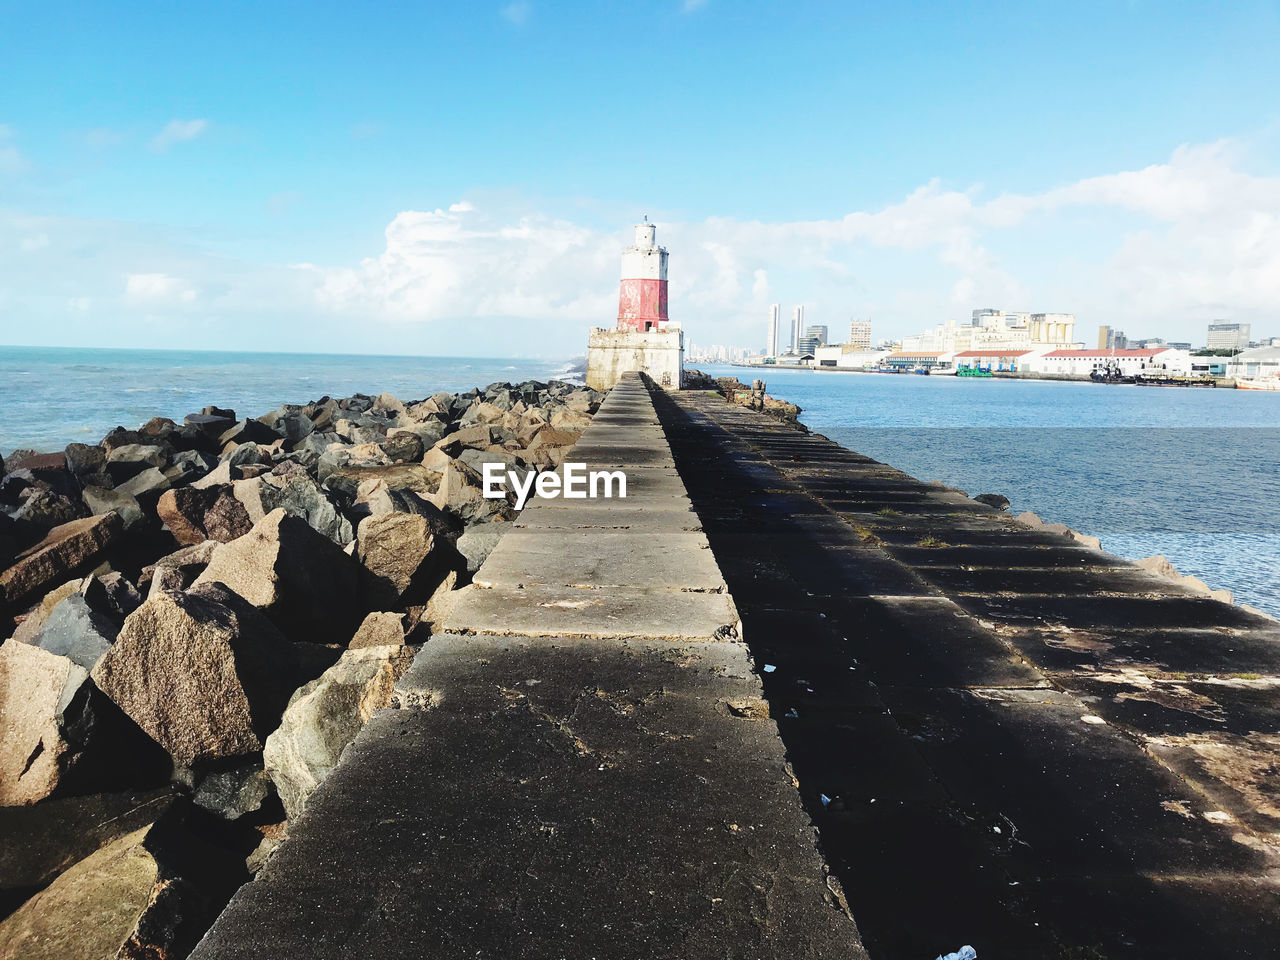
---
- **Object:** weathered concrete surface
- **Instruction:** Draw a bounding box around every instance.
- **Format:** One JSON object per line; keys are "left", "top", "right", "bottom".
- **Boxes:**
{"left": 192, "top": 638, "right": 863, "bottom": 959}
{"left": 443, "top": 582, "right": 740, "bottom": 640}
{"left": 472, "top": 530, "right": 725, "bottom": 591}
{"left": 653, "top": 386, "right": 1280, "bottom": 959}
{"left": 189, "top": 373, "right": 862, "bottom": 959}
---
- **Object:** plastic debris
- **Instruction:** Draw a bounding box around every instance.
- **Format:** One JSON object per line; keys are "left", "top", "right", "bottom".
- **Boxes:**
{"left": 763, "top": 664, "right": 776, "bottom": 673}
{"left": 819, "top": 793, "right": 832, "bottom": 807}
{"left": 936, "top": 947, "right": 977, "bottom": 960}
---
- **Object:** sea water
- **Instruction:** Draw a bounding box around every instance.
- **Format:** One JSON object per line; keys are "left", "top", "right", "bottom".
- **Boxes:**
{"left": 697, "top": 364, "right": 1280, "bottom": 616}
{"left": 0, "top": 346, "right": 579, "bottom": 454}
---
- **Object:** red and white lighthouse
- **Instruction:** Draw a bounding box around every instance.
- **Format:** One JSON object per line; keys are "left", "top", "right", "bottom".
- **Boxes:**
{"left": 586, "top": 217, "right": 683, "bottom": 391}
{"left": 616, "top": 218, "right": 669, "bottom": 332}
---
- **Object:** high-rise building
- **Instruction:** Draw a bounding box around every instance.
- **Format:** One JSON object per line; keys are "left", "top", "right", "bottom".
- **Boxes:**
{"left": 791, "top": 306, "right": 804, "bottom": 353}
{"left": 848, "top": 319, "right": 872, "bottom": 349}
{"left": 798, "top": 324, "right": 827, "bottom": 356}
{"left": 1207, "top": 321, "right": 1250, "bottom": 352}
{"left": 766, "top": 304, "right": 780, "bottom": 356}
{"left": 1098, "top": 325, "right": 1127, "bottom": 350}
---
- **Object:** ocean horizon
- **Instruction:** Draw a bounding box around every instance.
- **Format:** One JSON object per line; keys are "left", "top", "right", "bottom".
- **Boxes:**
{"left": 0, "top": 344, "right": 584, "bottom": 456}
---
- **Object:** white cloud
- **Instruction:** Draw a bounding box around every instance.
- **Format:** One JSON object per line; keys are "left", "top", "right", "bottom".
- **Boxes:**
{"left": 150, "top": 119, "right": 208, "bottom": 152}
{"left": 300, "top": 141, "right": 1280, "bottom": 348}
{"left": 500, "top": 2, "right": 530, "bottom": 25}
{"left": 20, "top": 233, "right": 49, "bottom": 251}
{"left": 682, "top": 0, "right": 708, "bottom": 11}
{"left": 125, "top": 272, "right": 197, "bottom": 302}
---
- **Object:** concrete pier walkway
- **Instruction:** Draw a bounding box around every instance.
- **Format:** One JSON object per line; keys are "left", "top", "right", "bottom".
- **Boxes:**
{"left": 651, "top": 386, "right": 1280, "bottom": 959}
{"left": 190, "top": 374, "right": 866, "bottom": 959}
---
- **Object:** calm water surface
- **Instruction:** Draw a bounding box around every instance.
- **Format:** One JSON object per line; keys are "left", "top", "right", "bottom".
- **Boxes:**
{"left": 0, "top": 346, "right": 577, "bottom": 454}
{"left": 698, "top": 364, "right": 1280, "bottom": 616}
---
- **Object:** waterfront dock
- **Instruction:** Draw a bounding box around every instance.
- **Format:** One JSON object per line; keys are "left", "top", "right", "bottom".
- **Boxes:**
{"left": 188, "top": 374, "right": 1279, "bottom": 958}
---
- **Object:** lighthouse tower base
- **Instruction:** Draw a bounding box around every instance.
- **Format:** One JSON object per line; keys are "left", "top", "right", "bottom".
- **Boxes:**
{"left": 586, "top": 324, "right": 684, "bottom": 392}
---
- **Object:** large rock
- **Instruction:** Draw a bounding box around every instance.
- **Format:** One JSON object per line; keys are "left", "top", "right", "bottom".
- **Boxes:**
{"left": 91, "top": 582, "right": 301, "bottom": 767}
{"left": 0, "top": 812, "right": 243, "bottom": 960}
{"left": 264, "top": 644, "right": 415, "bottom": 819}
{"left": 379, "top": 431, "right": 424, "bottom": 463}
{"left": 193, "top": 761, "right": 277, "bottom": 823}
{"left": 106, "top": 443, "right": 167, "bottom": 469}
{"left": 81, "top": 484, "right": 145, "bottom": 530}
{"left": 11, "top": 578, "right": 87, "bottom": 645}
{"left": 167, "top": 448, "right": 219, "bottom": 485}
{"left": 83, "top": 570, "right": 143, "bottom": 621}
{"left": 356, "top": 512, "right": 454, "bottom": 607}
{"left": 184, "top": 411, "right": 237, "bottom": 438}
{"left": 334, "top": 419, "right": 386, "bottom": 444}
{"left": 435, "top": 423, "right": 494, "bottom": 451}
{"left": 0, "top": 640, "right": 163, "bottom": 805}
{"left": 1135, "top": 555, "right": 1234, "bottom": 603}
{"left": 192, "top": 509, "right": 362, "bottom": 645}
{"left": 388, "top": 419, "right": 447, "bottom": 447}
{"left": 349, "top": 478, "right": 437, "bottom": 525}
{"left": 456, "top": 522, "right": 508, "bottom": 574}
{"left": 29, "top": 593, "right": 118, "bottom": 669}
{"left": 142, "top": 541, "right": 218, "bottom": 598}
{"left": 348, "top": 611, "right": 410, "bottom": 649}
{"left": 257, "top": 473, "right": 353, "bottom": 544}
{"left": 323, "top": 462, "right": 438, "bottom": 505}
{"left": 156, "top": 484, "right": 253, "bottom": 546}
{"left": 0, "top": 787, "right": 176, "bottom": 915}
{"left": 64, "top": 443, "right": 106, "bottom": 478}
{"left": 428, "top": 458, "right": 514, "bottom": 523}
{"left": 218, "top": 418, "right": 282, "bottom": 448}
{"left": 0, "top": 513, "right": 122, "bottom": 609}
{"left": 113, "top": 465, "right": 171, "bottom": 500}
{"left": 974, "top": 493, "right": 1011, "bottom": 511}
{"left": 10, "top": 484, "right": 88, "bottom": 533}
{"left": 256, "top": 405, "right": 315, "bottom": 447}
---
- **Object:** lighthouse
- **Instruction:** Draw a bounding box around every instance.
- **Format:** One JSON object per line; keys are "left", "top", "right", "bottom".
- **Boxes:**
{"left": 586, "top": 219, "right": 684, "bottom": 391}
{"left": 616, "top": 217, "right": 669, "bottom": 332}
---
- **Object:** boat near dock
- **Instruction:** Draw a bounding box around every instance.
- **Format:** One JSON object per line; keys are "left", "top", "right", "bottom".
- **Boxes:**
{"left": 1237, "top": 377, "right": 1280, "bottom": 391}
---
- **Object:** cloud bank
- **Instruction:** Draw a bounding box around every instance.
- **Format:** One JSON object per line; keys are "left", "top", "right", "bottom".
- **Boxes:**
{"left": 2, "top": 140, "right": 1277, "bottom": 354}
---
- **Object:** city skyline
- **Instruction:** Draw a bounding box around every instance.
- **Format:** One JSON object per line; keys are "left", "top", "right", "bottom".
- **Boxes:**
{"left": 3, "top": 3, "right": 1279, "bottom": 355}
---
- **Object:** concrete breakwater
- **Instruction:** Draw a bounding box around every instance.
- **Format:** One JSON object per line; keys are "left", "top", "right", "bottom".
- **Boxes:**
{"left": 187, "top": 372, "right": 866, "bottom": 958}
{"left": 652, "top": 384, "right": 1280, "bottom": 957}
{"left": 3, "top": 370, "right": 1279, "bottom": 958}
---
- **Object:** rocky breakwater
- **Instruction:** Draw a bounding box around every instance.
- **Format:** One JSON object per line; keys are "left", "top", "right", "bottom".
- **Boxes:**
{"left": 0, "top": 378, "right": 600, "bottom": 959}
{"left": 683, "top": 369, "right": 805, "bottom": 425}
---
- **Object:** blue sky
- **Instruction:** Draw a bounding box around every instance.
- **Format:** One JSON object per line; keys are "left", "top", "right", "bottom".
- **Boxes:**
{"left": 2, "top": 0, "right": 1278, "bottom": 355}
